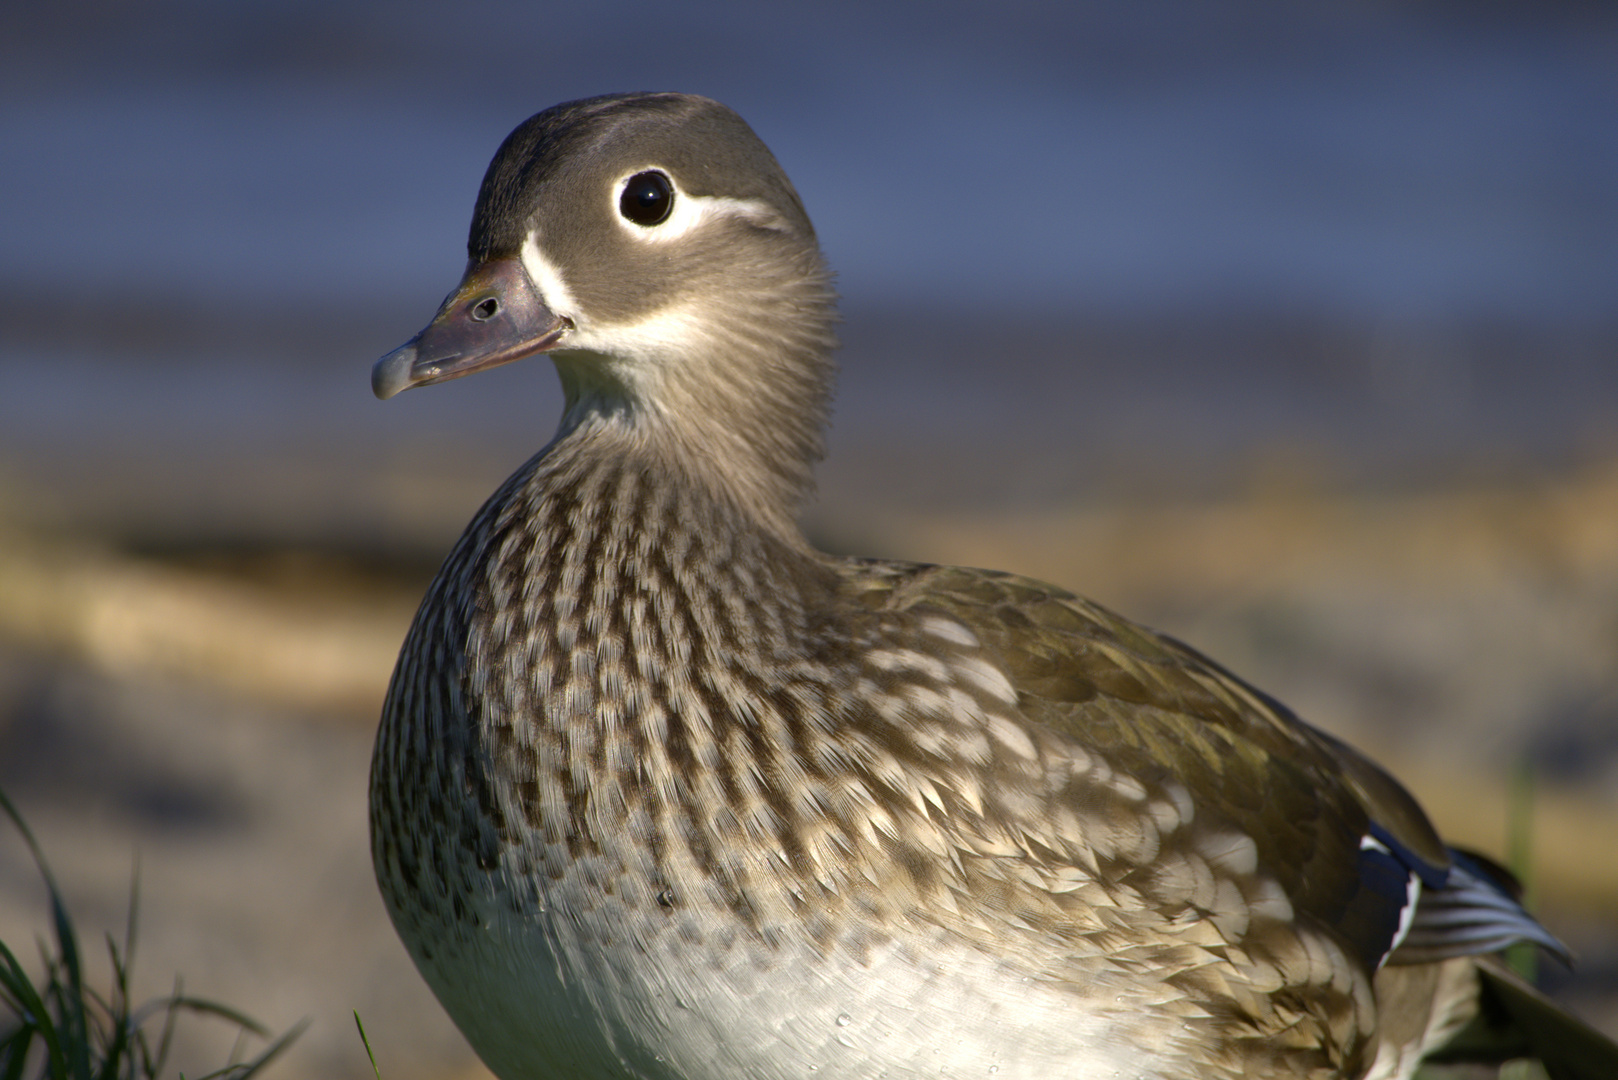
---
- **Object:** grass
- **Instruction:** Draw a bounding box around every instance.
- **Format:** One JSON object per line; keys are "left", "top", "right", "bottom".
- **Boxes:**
{"left": 1504, "top": 762, "right": 1539, "bottom": 986}
{"left": 352, "top": 1013, "right": 381, "bottom": 1080}
{"left": 0, "top": 788, "right": 303, "bottom": 1080}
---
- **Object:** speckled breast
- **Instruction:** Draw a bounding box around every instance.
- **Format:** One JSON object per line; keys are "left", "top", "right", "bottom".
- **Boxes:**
{"left": 370, "top": 458, "right": 1376, "bottom": 1080}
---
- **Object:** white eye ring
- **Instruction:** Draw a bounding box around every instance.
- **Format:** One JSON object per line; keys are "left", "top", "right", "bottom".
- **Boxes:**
{"left": 610, "top": 168, "right": 786, "bottom": 243}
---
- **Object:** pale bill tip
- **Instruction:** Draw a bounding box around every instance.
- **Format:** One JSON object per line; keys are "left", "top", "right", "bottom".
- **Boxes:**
{"left": 372, "top": 343, "right": 420, "bottom": 400}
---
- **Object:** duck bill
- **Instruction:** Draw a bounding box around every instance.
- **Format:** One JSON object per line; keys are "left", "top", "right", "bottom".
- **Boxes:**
{"left": 372, "top": 258, "right": 573, "bottom": 399}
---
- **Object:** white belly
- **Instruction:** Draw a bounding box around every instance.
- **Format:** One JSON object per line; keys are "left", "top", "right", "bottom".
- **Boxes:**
{"left": 398, "top": 864, "right": 1181, "bottom": 1080}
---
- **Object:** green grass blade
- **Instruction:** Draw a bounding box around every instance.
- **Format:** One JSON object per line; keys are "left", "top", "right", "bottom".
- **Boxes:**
{"left": 229, "top": 1018, "right": 306, "bottom": 1079}
{"left": 164, "top": 997, "right": 270, "bottom": 1039}
{"left": 96, "top": 935, "right": 131, "bottom": 1080}
{"left": 47, "top": 893, "right": 92, "bottom": 1080}
{"left": 1, "top": 786, "right": 303, "bottom": 1080}
{"left": 1505, "top": 761, "right": 1539, "bottom": 984}
{"left": 0, "top": 787, "right": 94, "bottom": 1080}
{"left": 0, "top": 937, "right": 66, "bottom": 1078}
{"left": 354, "top": 1011, "right": 382, "bottom": 1080}
{"left": 188, "top": 1018, "right": 307, "bottom": 1080}
{"left": 121, "top": 859, "right": 140, "bottom": 982}
{"left": 148, "top": 977, "right": 183, "bottom": 1080}
{"left": 0, "top": 1025, "right": 36, "bottom": 1080}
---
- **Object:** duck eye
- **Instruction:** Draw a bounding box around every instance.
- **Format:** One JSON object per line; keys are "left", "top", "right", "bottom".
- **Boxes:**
{"left": 619, "top": 170, "right": 674, "bottom": 226}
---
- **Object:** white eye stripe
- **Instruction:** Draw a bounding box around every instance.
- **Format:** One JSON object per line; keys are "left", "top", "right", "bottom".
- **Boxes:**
{"left": 520, "top": 237, "right": 712, "bottom": 365}
{"left": 520, "top": 232, "right": 752, "bottom": 362}
{"left": 611, "top": 168, "right": 783, "bottom": 242}
{"left": 520, "top": 233, "right": 582, "bottom": 321}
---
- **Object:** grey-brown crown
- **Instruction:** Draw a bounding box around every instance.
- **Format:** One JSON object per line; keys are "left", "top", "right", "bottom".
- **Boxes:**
{"left": 470, "top": 93, "right": 818, "bottom": 261}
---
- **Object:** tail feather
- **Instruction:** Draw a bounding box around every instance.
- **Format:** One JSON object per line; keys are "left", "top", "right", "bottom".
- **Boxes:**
{"left": 1391, "top": 852, "right": 1570, "bottom": 967}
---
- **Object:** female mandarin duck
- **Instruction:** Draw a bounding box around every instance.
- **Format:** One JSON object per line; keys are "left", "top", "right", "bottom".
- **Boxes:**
{"left": 369, "top": 92, "right": 1617, "bottom": 1080}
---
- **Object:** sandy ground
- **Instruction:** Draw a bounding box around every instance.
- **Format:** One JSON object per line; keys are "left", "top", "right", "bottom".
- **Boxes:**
{"left": 0, "top": 461, "right": 1615, "bottom": 1078}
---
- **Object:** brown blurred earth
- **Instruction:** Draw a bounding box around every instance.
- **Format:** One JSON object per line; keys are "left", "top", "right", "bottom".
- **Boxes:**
{"left": 0, "top": 459, "right": 1614, "bottom": 1078}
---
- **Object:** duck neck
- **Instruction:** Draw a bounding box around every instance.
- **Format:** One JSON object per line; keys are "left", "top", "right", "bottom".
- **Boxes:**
{"left": 479, "top": 416, "right": 835, "bottom": 675}
{"left": 514, "top": 404, "right": 830, "bottom": 590}
{"left": 548, "top": 255, "right": 838, "bottom": 545}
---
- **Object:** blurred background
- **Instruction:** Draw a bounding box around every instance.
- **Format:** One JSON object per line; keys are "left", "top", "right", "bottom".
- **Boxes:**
{"left": 0, "top": 2, "right": 1614, "bottom": 1077}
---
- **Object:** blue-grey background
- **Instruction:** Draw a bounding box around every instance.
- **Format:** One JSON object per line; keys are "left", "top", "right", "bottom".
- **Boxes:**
{"left": 2, "top": 0, "right": 1615, "bottom": 546}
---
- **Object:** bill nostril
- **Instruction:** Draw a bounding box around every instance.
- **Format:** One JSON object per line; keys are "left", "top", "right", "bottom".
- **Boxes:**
{"left": 471, "top": 297, "right": 500, "bottom": 321}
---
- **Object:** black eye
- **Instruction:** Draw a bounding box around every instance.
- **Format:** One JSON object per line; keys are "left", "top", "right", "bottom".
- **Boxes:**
{"left": 619, "top": 170, "right": 674, "bottom": 226}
